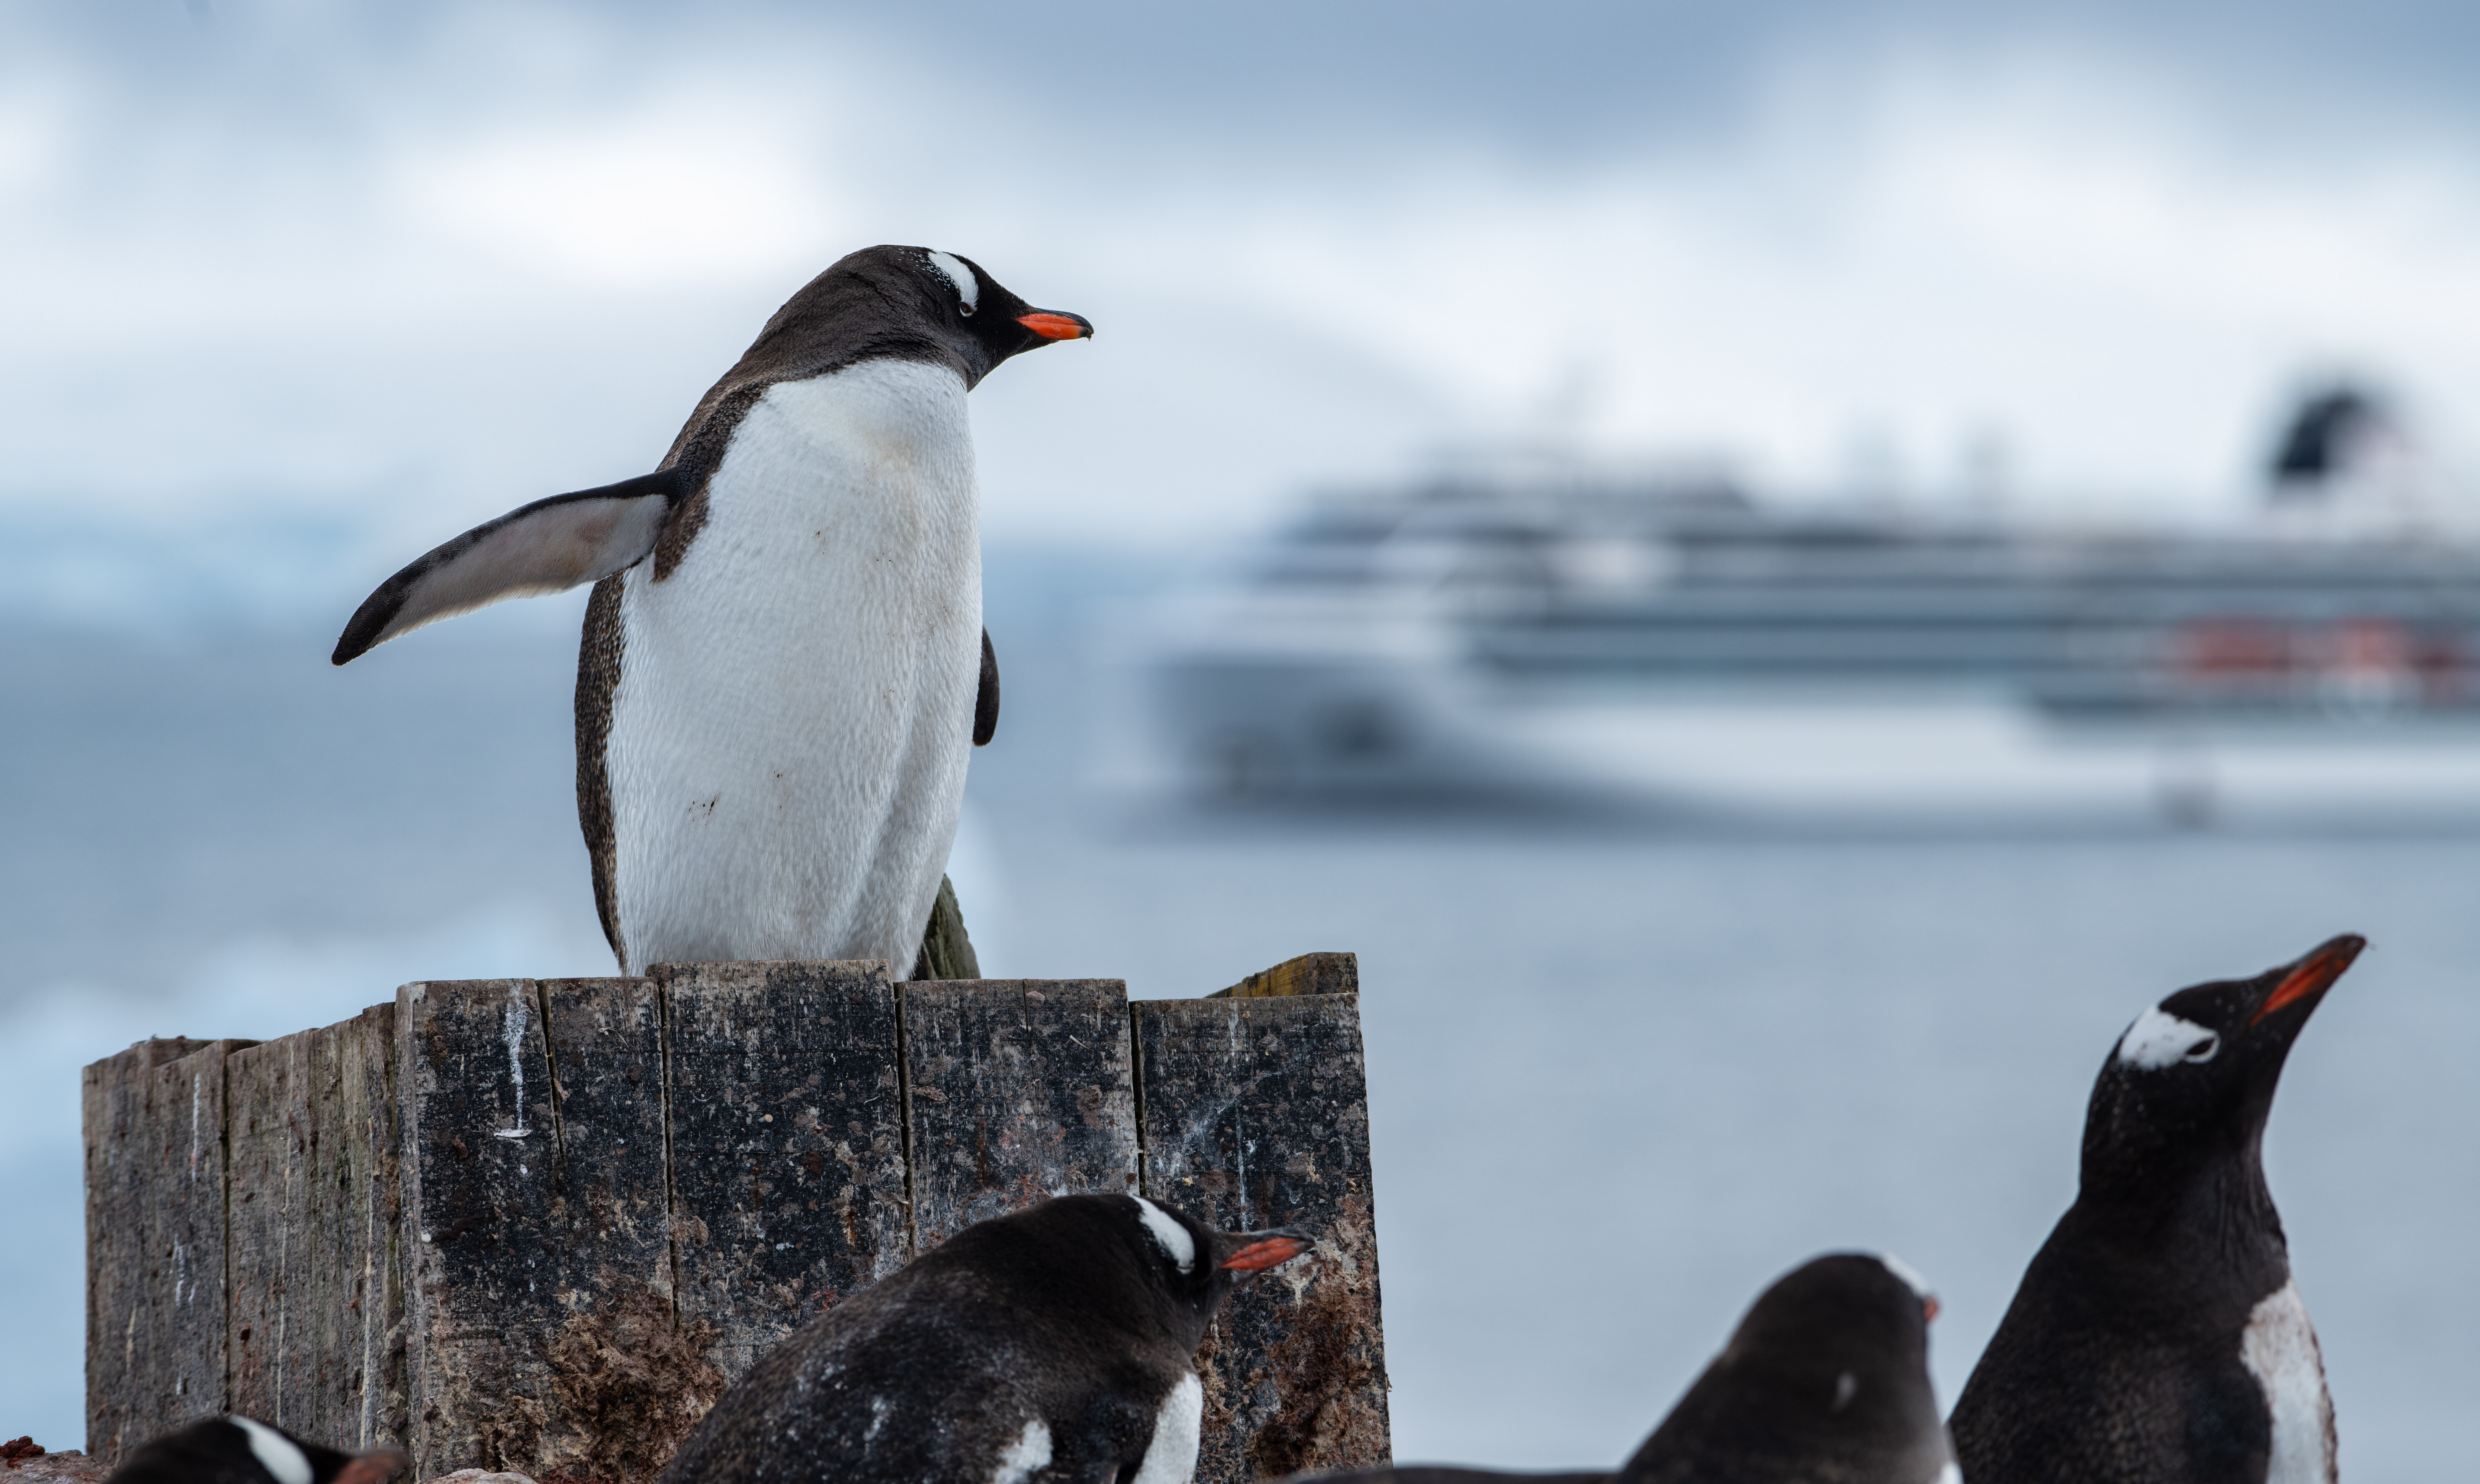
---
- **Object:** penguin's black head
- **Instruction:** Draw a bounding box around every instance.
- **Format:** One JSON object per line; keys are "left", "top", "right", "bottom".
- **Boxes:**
{"left": 749, "top": 243, "right": 1091, "bottom": 391}
{"left": 904, "top": 246, "right": 1093, "bottom": 374}
{"left": 1624, "top": 1253, "right": 1947, "bottom": 1481}
{"left": 2079, "top": 934, "right": 2364, "bottom": 1200}
{"left": 1120, "top": 1194, "right": 1313, "bottom": 1344}
{"left": 104, "top": 1416, "right": 406, "bottom": 1484}
{"left": 1722, "top": 1253, "right": 1939, "bottom": 1386}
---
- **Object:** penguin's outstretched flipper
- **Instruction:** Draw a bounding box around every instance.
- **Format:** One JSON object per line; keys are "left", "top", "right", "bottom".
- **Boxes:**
{"left": 332, "top": 466, "right": 686, "bottom": 664}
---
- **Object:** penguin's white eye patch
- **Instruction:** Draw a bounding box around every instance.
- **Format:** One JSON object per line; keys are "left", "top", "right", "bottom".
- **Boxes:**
{"left": 1131, "top": 1196, "right": 1196, "bottom": 1274}
{"left": 2117, "top": 1006, "right": 2220, "bottom": 1069}
{"left": 1876, "top": 1251, "right": 1933, "bottom": 1303}
{"left": 925, "top": 250, "right": 980, "bottom": 315}
{"left": 231, "top": 1418, "right": 312, "bottom": 1484}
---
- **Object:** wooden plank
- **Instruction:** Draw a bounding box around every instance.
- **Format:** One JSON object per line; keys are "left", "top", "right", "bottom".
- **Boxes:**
{"left": 1209, "top": 952, "right": 1359, "bottom": 1000}
{"left": 226, "top": 1032, "right": 321, "bottom": 1433}
{"left": 82, "top": 1044, "right": 148, "bottom": 1464}
{"left": 155, "top": 1041, "right": 247, "bottom": 1434}
{"left": 658, "top": 960, "right": 910, "bottom": 1388}
{"left": 83, "top": 1039, "right": 198, "bottom": 1463}
{"left": 84, "top": 1038, "right": 246, "bottom": 1463}
{"left": 900, "top": 978, "right": 1139, "bottom": 1248}
{"left": 528, "top": 975, "right": 714, "bottom": 1484}
{"left": 394, "top": 978, "right": 564, "bottom": 1480}
{"left": 1134, "top": 992, "right": 1392, "bottom": 1483}
{"left": 312, "top": 1006, "right": 404, "bottom": 1449}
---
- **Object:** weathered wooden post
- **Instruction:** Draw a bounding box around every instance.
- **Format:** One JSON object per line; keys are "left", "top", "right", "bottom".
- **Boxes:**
{"left": 83, "top": 955, "right": 1389, "bottom": 1484}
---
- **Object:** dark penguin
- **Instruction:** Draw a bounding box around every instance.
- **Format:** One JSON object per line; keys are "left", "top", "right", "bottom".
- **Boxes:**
{"left": 659, "top": 1193, "right": 1311, "bottom": 1484}
{"left": 103, "top": 1417, "right": 405, "bottom": 1484}
{"left": 333, "top": 246, "right": 1090, "bottom": 976}
{"left": 1949, "top": 933, "right": 2364, "bottom": 1484}
{"left": 1290, "top": 1253, "right": 1952, "bottom": 1484}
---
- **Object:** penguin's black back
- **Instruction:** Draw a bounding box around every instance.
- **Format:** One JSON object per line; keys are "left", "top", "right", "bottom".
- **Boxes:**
{"left": 660, "top": 1194, "right": 1251, "bottom": 1484}
{"left": 1623, "top": 1254, "right": 1949, "bottom": 1484}
{"left": 105, "top": 1418, "right": 356, "bottom": 1484}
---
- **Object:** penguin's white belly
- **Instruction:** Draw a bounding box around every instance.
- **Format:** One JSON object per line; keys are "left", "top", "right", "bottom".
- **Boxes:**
{"left": 606, "top": 359, "right": 980, "bottom": 976}
{"left": 1128, "top": 1372, "right": 1203, "bottom": 1484}
{"left": 2240, "top": 1280, "right": 2337, "bottom": 1484}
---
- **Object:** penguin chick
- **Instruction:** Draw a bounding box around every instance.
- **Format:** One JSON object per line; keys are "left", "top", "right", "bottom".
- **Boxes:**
{"left": 658, "top": 1193, "right": 1311, "bottom": 1484}
{"left": 104, "top": 1417, "right": 405, "bottom": 1484}
{"left": 333, "top": 246, "right": 1091, "bottom": 976}
{"left": 1949, "top": 933, "right": 2363, "bottom": 1484}
{"left": 1288, "top": 1253, "right": 1950, "bottom": 1484}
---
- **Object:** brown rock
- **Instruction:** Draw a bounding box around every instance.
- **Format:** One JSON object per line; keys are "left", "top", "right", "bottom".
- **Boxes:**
{"left": 7, "top": 1451, "right": 108, "bottom": 1483}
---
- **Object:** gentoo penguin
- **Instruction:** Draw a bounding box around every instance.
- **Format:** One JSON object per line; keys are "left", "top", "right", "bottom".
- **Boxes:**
{"left": 332, "top": 246, "right": 1090, "bottom": 976}
{"left": 1949, "top": 933, "right": 2364, "bottom": 1484}
{"left": 1620, "top": 1253, "right": 1952, "bottom": 1484}
{"left": 658, "top": 1193, "right": 1311, "bottom": 1484}
{"left": 1285, "top": 1253, "right": 1952, "bottom": 1484}
{"left": 103, "top": 1417, "right": 405, "bottom": 1484}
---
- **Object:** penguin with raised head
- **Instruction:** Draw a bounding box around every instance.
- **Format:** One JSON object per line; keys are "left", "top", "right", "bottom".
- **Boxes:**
{"left": 1290, "top": 1253, "right": 1952, "bottom": 1484}
{"left": 658, "top": 1193, "right": 1311, "bottom": 1484}
{"left": 333, "top": 246, "right": 1090, "bottom": 977}
{"left": 1949, "top": 933, "right": 2363, "bottom": 1484}
{"left": 104, "top": 1417, "right": 405, "bottom": 1484}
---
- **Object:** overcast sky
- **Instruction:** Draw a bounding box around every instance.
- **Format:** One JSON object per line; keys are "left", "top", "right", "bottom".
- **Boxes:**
{"left": 11, "top": 1, "right": 2480, "bottom": 592}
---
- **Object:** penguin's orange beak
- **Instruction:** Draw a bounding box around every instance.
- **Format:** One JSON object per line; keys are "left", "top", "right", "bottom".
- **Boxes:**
{"left": 1220, "top": 1231, "right": 1312, "bottom": 1271}
{"left": 2250, "top": 934, "right": 2365, "bottom": 1026}
{"left": 1018, "top": 311, "right": 1093, "bottom": 341}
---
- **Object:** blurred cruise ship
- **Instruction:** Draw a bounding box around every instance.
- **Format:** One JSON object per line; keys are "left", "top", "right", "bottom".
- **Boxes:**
{"left": 1137, "top": 388, "right": 2480, "bottom": 826}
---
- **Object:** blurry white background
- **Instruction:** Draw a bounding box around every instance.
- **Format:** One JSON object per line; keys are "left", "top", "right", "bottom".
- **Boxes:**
{"left": 6, "top": 3, "right": 2480, "bottom": 1477}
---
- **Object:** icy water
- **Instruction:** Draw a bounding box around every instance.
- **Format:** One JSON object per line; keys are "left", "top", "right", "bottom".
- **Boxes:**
{"left": 3, "top": 595, "right": 2475, "bottom": 1479}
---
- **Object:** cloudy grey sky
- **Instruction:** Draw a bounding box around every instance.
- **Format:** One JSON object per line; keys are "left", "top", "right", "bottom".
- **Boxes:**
{"left": 11, "top": 1, "right": 2480, "bottom": 603}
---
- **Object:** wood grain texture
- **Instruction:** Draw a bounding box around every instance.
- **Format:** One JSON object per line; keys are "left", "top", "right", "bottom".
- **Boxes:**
{"left": 901, "top": 978, "right": 1139, "bottom": 1249}
{"left": 156, "top": 1041, "right": 247, "bottom": 1437}
{"left": 395, "top": 978, "right": 564, "bottom": 1480}
{"left": 225, "top": 1031, "right": 320, "bottom": 1432}
{"left": 1209, "top": 952, "right": 1360, "bottom": 1001}
{"left": 221, "top": 1010, "right": 402, "bottom": 1448}
{"left": 1135, "top": 992, "right": 1392, "bottom": 1483}
{"left": 530, "top": 976, "right": 716, "bottom": 1484}
{"left": 656, "top": 960, "right": 910, "bottom": 1386}
{"left": 313, "top": 1006, "right": 404, "bottom": 1449}
{"left": 82, "top": 1037, "right": 233, "bottom": 1464}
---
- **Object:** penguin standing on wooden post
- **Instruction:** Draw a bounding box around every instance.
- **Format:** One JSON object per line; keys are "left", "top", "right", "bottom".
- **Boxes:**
{"left": 657, "top": 1193, "right": 1311, "bottom": 1484}
{"left": 1949, "top": 934, "right": 2363, "bottom": 1484}
{"left": 333, "top": 246, "right": 1089, "bottom": 977}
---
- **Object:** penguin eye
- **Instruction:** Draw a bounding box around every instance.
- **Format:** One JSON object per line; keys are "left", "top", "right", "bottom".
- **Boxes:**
{"left": 2183, "top": 1034, "right": 2220, "bottom": 1063}
{"left": 924, "top": 249, "right": 980, "bottom": 317}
